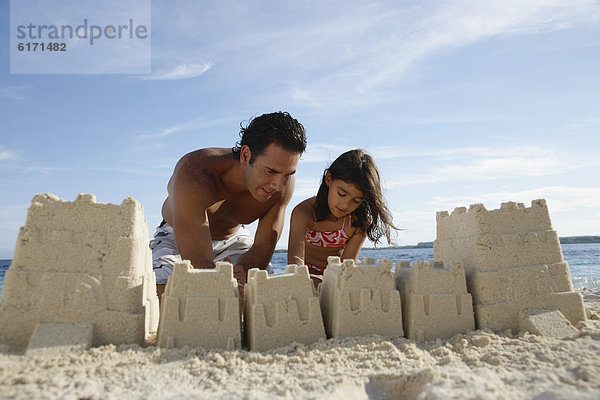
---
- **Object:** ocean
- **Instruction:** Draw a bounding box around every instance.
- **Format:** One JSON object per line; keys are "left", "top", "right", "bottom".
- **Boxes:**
{"left": 1, "top": 243, "right": 599, "bottom": 297}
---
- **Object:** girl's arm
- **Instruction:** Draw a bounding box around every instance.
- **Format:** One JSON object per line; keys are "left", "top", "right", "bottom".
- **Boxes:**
{"left": 287, "top": 200, "right": 313, "bottom": 266}
{"left": 341, "top": 230, "right": 367, "bottom": 262}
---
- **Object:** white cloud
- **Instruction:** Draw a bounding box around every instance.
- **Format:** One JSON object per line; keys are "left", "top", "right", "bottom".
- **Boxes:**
{"left": 0, "top": 86, "right": 28, "bottom": 101}
{"left": 298, "top": 144, "right": 592, "bottom": 187}
{"left": 89, "top": 166, "right": 170, "bottom": 177}
{"left": 391, "top": 210, "right": 436, "bottom": 242}
{"left": 392, "top": 209, "right": 434, "bottom": 223}
{"left": 286, "top": 0, "right": 600, "bottom": 108}
{"left": 291, "top": 177, "right": 321, "bottom": 198}
{"left": 563, "top": 118, "right": 600, "bottom": 132}
{"left": 435, "top": 154, "right": 565, "bottom": 180}
{"left": 299, "top": 142, "right": 450, "bottom": 163}
{"left": 384, "top": 145, "right": 591, "bottom": 187}
{"left": 147, "top": 0, "right": 599, "bottom": 109}
{"left": 20, "top": 165, "right": 70, "bottom": 174}
{"left": 300, "top": 144, "right": 356, "bottom": 163}
{"left": 426, "top": 186, "right": 600, "bottom": 213}
{"left": 290, "top": 88, "right": 323, "bottom": 110}
{"left": 143, "top": 63, "right": 212, "bottom": 80}
{"left": 0, "top": 146, "right": 17, "bottom": 162}
{"left": 136, "top": 116, "right": 235, "bottom": 140}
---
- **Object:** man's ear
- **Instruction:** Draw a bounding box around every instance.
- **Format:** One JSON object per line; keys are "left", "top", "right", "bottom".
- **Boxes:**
{"left": 240, "top": 145, "right": 252, "bottom": 166}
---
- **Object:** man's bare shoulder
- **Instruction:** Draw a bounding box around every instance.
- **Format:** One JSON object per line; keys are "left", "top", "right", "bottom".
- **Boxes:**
{"left": 172, "top": 148, "right": 232, "bottom": 181}
{"left": 166, "top": 148, "right": 237, "bottom": 208}
{"left": 176, "top": 148, "right": 231, "bottom": 169}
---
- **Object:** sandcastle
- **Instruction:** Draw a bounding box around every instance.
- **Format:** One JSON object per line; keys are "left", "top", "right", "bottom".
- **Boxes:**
{"left": 434, "top": 199, "right": 585, "bottom": 337}
{"left": 320, "top": 257, "right": 403, "bottom": 339}
{"left": 0, "top": 193, "right": 159, "bottom": 352}
{"left": 157, "top": 260, "right": 242, "bottom": 350}
{"left": 0, "top": 194, "right": 588, "bottom": 352}
{"left": 395, "top": 260, "right": 475, "bottom": 341}
{"left": 244, "top": 265, "right": 325, "bottom": 351}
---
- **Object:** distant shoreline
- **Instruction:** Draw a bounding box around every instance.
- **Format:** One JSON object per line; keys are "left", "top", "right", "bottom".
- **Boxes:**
{"left": 2, "top": 236, "right": 598, "bottom": 258}
{"left": 558, "top": 235, "right": 600, "bottom": 244}
{"left": 273, "top": 235, "right": 600, "bottom": 253}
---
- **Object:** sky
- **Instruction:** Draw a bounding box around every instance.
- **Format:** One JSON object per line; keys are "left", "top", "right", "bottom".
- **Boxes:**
{"left": 1, "top": 0, "right": 599, "bottom": 259}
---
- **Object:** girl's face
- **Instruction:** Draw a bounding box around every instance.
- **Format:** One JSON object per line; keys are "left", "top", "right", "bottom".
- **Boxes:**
{"left": 325, "top": 175, "right": 364, "bottom": 219}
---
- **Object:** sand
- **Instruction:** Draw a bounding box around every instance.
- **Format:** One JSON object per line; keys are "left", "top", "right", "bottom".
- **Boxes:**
{"left": 1, "top": 288, "right": 598, "bottom": 400}
{"left": 1, "top": 195, "right": 597, "bottom": 398}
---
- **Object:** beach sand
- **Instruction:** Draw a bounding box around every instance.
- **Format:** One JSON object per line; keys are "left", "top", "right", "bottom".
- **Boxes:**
{"left": 0, "top": 289, "right": 598, "bottom": 400}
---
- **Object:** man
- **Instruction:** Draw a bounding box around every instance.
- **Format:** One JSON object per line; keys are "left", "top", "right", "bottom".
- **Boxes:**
{"left": 150, "top": 112, "right": 307, "bottom": 299}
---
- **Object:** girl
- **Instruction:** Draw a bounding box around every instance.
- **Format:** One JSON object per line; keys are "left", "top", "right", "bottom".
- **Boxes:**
{"left": 287, "top": 149, "right": 396, "bottom": 282}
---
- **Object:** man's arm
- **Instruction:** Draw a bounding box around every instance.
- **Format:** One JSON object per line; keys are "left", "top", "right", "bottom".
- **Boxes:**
{"left": 169, "top": 166, "right": 216, "bottom": 269}
{"left": 233, "top": 177, "right": 296, "bottom": 283}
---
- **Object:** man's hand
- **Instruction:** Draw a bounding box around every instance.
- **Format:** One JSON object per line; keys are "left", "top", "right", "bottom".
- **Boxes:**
{"left": 233, "top": 264, "right": 247, "bottom": 310}
{"left": 233, "top": 264, "right": 247, "bottom": 285}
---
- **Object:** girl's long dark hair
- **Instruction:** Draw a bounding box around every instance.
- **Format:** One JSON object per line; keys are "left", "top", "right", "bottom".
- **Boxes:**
{"left": 314, "top": 149, "right": 397, "bottom": 245}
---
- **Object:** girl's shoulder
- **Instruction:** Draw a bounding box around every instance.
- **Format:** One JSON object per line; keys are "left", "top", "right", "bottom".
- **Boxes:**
{"left": 349, "top": 214, "right": 366, "bottom": 237}
{"left": 294, "top": 197, "right": 316, "bottom": 212}
{"left": 291, "top": 197, "right": 316, "bottom": 222}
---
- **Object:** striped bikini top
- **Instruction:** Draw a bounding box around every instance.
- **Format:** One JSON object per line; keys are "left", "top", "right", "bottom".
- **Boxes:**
{"left": 304, "top": 214, "right": 351, "bottom": 248}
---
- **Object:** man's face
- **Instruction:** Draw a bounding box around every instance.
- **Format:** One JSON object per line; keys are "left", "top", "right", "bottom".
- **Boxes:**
{"left": 242, "top": 143, "right": 300, "bottom": 202}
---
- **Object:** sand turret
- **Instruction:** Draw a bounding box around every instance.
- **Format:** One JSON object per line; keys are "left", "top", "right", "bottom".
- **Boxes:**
{"left": 244, "top": 265, "right": 325, "bottom": 351}
{"left": 320, "top": 257, "right": 403, "bottom": 339}
{"left": 434, "top": 199, "right": 585, "bottom": 337}
{"left": 0, "top": 193, "right": 159, "bottom": 352}
{"left": 157, "top": 260, "right": 242, "bottom": 350}
{"left": 395, "top": 260, "right": 475, "bottom": 341}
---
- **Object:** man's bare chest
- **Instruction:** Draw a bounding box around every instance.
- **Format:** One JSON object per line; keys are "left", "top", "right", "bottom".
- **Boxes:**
{"left": 207, "top": 195, "right": 272, "bottom": 225}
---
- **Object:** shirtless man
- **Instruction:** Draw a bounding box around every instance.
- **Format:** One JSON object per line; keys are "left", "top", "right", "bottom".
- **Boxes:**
{"left": 150, "top": 112, "right": 307, "bottom": 299}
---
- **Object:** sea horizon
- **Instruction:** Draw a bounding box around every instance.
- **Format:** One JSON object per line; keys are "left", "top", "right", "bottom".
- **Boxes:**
{"left": 2, "top": 242, "right": 599, "bottom": 295}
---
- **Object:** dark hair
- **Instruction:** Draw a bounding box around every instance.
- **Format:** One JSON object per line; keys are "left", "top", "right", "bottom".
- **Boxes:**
{"left": 232, "top": 112, "right": 307, "bottom": 163}
{"left": 314, "top": 149, "right": 397, "bottom": 245}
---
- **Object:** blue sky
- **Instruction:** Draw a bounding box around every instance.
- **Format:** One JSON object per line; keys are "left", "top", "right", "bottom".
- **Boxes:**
{"left": 1, "top": 0, "right": 599, "bottom": 258}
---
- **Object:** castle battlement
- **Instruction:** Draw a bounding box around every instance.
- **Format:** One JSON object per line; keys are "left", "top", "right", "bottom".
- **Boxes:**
{"left": 168, "top": 261, "right": 238, "bottom": 302}
{"left": 435, "top": 199, "right": 564, "bottom": 274}
{"left": 395, "top": 260, "right": 474, "bottom": 341}
{"left": 436, "top": 199, "right": 552, "bottom": 238}
{"left": 244, "top": 265, "right": 325, "bottom": 352}
{"left": 395, "top": 260, "right": 468, "bottom": 294}
{"left": 320, "top": 257, "right": 403, "bottom": 339}
{"left": 157, "top": 260, "right": 242, "bottom": 350}
{"left": 23, "top": 193, "right": 146, "bottom": 237}
{"left": 12, "top": 193, "right": 150, "bottom": 276}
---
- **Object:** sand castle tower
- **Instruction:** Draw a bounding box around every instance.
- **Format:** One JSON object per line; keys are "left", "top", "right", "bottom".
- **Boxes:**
{"left": 395, "top": 260, "right": 475, "bottom": 341}
{"left": 0, "top": 193, "right": 159, "bottom": 351}
{"left": 320, "top": 257, "right": 403, "bottom": 339}
{"left": 244, "top": 265, "right": 326, "bottom": 351}
{"left": 434, "top": 199, "right": 585, "bottom": 337}
{"left": 157, "top": 260, "right": 242, "bottom": 350}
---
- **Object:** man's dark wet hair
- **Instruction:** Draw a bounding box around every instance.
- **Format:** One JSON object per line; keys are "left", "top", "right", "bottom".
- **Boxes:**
{"left": 232, "top": 112, "right": 307, "bottom": 163}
